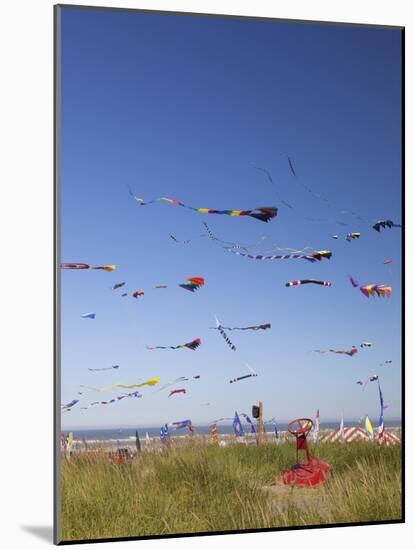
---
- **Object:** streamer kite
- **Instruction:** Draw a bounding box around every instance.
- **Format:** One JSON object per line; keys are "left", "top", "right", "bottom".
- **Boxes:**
{"left": 372, "top": 220, "right": 402, "bottom": 232}
{"left": 81, "top": 312, "right": 96, "bottom": 319}
{"left": 130, "top": 193, "right": 278, "bottom": 223}
{"left": 211, "top": 323, "right": 271, "bottom": 331}
{"left": 81, "top": 392, "right": 142, "bottom": 409}
{"left": 214, "top": 316, "right": 236, "bottom": 351}
{"left": 179, "top": 277, "right": 205, "bottom": 292}
{"left": 168, "top": 388, "right": 187, "bottom": 398}
{"left": 88, "top": 365, "right": 120, "bottom": 372}
{"left": 81, "top": 377, "right": 161, "bottom": 392}
{"left": 313, "top": 347, "right": 357, "bottom": 356}
{"left": 146, "top": 338, "right": 201, "bottom": 351}
{"left": 60, "top": 263, "right": 116, "bottom": 271}
{"left": 230, "top": 249, "right": 332, "bottom": 262}
{"left": 286, "top": 279, "right": 332, "bottom": 287}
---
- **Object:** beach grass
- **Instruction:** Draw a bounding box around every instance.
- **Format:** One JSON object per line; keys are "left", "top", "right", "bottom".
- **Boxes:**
{"left": 60, "top": 439, "right": 402, "bottom": 541}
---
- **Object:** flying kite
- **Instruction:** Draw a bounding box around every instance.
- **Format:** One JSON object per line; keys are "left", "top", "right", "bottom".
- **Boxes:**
{"left": 380, "top": 360, "right": 392, "bottom": 366}
{"left": 313, "top": 347, "right": 357, "bottom": 356}
{"left": 60, "top": 263, "right": 116, "bottom": 271}
{"left": 130, "top": 193, "right": 278, "bottom": 223}
{"left": 372, "top": 220, "right": 401, "bottom": 232}
{"left": 132, "top": 290, "right": 145, "bottom": 298}
{"left": 121, "top": 293, "right": 128, "bottom": 297}
{"left": 383, "top": 259, "right": 393, "bottom": 265}
{"left": 155, "top": 284, "right": 168, "bottom": 289}
{"left": 81, "top": 391, "right": 142, "bottom": 409}
{"left": 112, "top": 282, "right": 126, "bottom": 290}
{"left": 81, "top": 312, "right": 96, "bottom": 319}
{"left": 214, "top": 316, "right": 236, "bottom": 351}
{"left": 179, "top": 277, "right": 205, "bottom": 292}
{"left": 286, "top": 279, "right": 332, "bottom": 287}
{"left": 170, "top": 419, "right": 194, "bottom": 432}
{"left": 252, "top": 165, "right": 294, "bottom": 209}
{"left": 88, "top": 365, "right": 120, "bottom": 372}
{"left": 230, "top": 249, "right": 332, "bottom": 262}
{"left": 156, "top": 375, "right": 201, "bottom": 393}
{"left": 346, "top": 232, "right": 361, "bottom": 242}
{"left": 360, "top": 342, "right": 372, "bottom": 348}
{"left": 348, "top": 276, "right": 392, "bottom": 298}
{"left": 146, "top": 338, "right": 201, "bottom": 351}
{"left": 230, "top": 364, "right": 258, "bottom": 384}
{"left": 168, "top": 388, "right": 187, "bottom": 398}
{"left": 62, "top": 399, "right": 79, "bottom": 410}
{"left": 81, "top": 377, "right": 161, "bottom": 392}
{"left": 211, "top": 323, "right": 271, "bottom": 331}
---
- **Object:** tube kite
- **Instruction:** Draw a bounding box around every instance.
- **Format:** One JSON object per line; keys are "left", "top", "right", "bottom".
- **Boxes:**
{"left": 286, "top": 279, "right": 332, "bottom": 287}
{"left": 168, "top": 388, "right": 186, "bottom": 398}
{"left": 230, "top": 365, "right": 258, "bottom": 384}
{"left": 60, "top": 263, "right": 116, "bottom": 271}
{"left": 146, "top": 338, "right": 201, "bottom": 351}
{"left": 179, "top": 277, "right": 205, "bottom": 292}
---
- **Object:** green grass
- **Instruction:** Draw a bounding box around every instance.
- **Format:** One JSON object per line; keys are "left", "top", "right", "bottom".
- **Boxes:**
{"left": 60, "top": 439, "right": 402, "bottom": 541}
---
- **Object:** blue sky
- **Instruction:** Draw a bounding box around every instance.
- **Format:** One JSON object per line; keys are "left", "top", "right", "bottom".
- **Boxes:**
{"left": 59, "top": 7, "right": 402, "bottom": 429}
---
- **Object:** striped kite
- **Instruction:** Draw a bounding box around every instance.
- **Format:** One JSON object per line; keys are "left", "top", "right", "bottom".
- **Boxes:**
{"left": 286, "top": 279, "right": 332, "bottom": 287}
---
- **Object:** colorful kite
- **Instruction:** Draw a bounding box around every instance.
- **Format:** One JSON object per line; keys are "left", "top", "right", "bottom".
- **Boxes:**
{"left": 179, "top": 277, "right": 205, "bottom": 292}
{"left": 286, "top": 279, "right": 332, "bottom": 287}
{"left": 211, "top": 323, "right": 271, "bottom": 331}
{"left": 81, "top": 377, "right": 161, "bottom": 392}
{"left": 130, "top": 192, "right": 278, "bottom": 223}
{"left": 81, "top": 312, "right": 96, "bottom": 319}
{"left": 168, "top": 388, "right": 187, "bottom": 398}
{"left": 146, "top": 338, "right": 201, "bottom": 351}
{"left": 60, "top": 263, "right": 116, "bottom": 271}
{"left": 348, "top": 276, "right": 392, "bottom": 298}
{"left": 346, "top": 232, "right": 361, "bottom": 242}
{"left": 214, "top": 316, "right": 236, "bottom": 351}
{"left": 372, "top": 220, "right": 401, "bottom": 232}
{"left": 230, "top": 365, "right": 258, "bottom": 384}
{"left": 230, "top": 249, "right": 332, "bottom": 262}
{"left": 132, "top": 290, "right": 145, "bottom": 298}
{"left": 170, "top": 419, "right": 194, "bottom": 432}
{"left": 88, "top": 365, "right": 120, "bottom": 372}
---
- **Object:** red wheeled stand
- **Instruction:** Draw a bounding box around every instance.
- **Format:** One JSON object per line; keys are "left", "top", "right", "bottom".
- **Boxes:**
{"left": 282, "top": 418, "right": 331, "bottom": 487}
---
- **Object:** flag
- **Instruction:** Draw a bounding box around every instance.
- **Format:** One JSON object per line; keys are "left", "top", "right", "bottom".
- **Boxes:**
{"left": 233, "top": 411, "right": 245, "bottom": 437}
{"left": 339, "top": 414, "right": 344, "bottom": 441}
{"left": 172, "top": 419, "right": 193, "bottom": 431}
{"left": 210, "top": 423, "right": 218, "bottom": 444}
{"left": 160, "top": 424, "right": 170, "bottom": 443}
{"left": 241, "top": 413, "right": 256, "bottom": 434}
{"left": 135, "top": 430, "right": 141, "bottom": 453}
{"left": 313, "top": 409, "right": 320, "bottom": 442}
{"left": 274, "top": 424, "right": 279, "bottom": 440}
{"left": 378, "top": 383, "right": 385, "bottom": 439}
{"left": 365, "top": 415, "right": 374, "bottom": 438}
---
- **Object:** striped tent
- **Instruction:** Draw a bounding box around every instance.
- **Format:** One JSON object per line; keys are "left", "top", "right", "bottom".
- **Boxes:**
{"left": 320, "top": 427, "right": 369, "bottom": 443}
{"left": 378, "top": 431, "right": 400, "bottom": 446}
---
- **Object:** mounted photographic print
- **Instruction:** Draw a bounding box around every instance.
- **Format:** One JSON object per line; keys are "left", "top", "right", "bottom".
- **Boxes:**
{"left": 54, "top": 4, "right": 404, "bottom": 544}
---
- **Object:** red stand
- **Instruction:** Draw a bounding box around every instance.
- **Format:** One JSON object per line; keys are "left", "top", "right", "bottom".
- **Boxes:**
{"left": 283, "top": 418, "right": 331, "bottom": 487}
